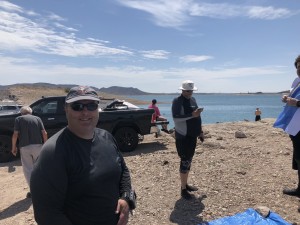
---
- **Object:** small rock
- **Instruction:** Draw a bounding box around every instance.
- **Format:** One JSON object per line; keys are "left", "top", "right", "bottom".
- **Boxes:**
{"left": 162, "top": 160, "right": 169, "bottom": 165}
{"left": 235, "top": 130, "right": 247, "bottom": 138}
{"left": 254, "top": 206, "right": 270, "bottom": 218}
{"left": 236, "top": 171, "right": 246, "bottom": 175}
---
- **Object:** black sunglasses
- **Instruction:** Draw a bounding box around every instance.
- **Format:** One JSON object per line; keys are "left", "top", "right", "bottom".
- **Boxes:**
{"left": 70, "top": 102, "right": 98, "bottom": 111}
{"left": 183, "top": 90, "right": 193, "bottom": 93}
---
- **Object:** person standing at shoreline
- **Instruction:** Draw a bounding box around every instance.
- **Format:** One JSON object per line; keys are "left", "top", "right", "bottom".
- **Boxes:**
{"left": 274, "top": 55, "right": 300, "bottom": 198}
{"left": 172, "top": 80, "right": 204, "bottom": 200}
{"left": 255, "top": 108, "right": 262, "bottom": 121}
{"left": 11, "top": 106, "right": 47, "bottom": 198}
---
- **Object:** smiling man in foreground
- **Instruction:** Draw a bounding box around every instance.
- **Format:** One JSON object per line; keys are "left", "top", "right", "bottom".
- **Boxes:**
{"left": 30, "top": 86, "right": 135, "bottom": 225}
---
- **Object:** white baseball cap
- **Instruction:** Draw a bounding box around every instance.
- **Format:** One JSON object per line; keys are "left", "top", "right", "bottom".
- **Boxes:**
{"left": 178, "top": 80, "right": 198, "bottom": 91}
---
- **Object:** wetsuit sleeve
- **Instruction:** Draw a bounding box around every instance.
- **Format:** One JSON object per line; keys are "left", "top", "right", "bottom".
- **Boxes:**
{"left": 118, "top": 151, "right": 132, "bottom": 195}
{"left": 30, "top": 139, "right": 72, "bottom": 225}
{"left": 172, "top": 97, "right": 193, "bottom": 121}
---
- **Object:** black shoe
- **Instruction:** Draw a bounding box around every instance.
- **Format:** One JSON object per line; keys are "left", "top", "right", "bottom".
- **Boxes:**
{"left": 186, "top": 184, "right": 198, "bottom": 192}
{"left": 283, "top": 188, "right": 300, "bottom": 197}
{"left": 181, "top": 189, "right": 192, "bottom": 200}
{"left": 26, "top": 192, "right": 31, "bottom": 198}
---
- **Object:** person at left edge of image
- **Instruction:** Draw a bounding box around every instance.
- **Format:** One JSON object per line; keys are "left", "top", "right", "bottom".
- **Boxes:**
{"left": 30, "top": 86, "right": 136, "bottom": 225}
{"left": 11, "top": 106, "right": 48, "bottom": 199}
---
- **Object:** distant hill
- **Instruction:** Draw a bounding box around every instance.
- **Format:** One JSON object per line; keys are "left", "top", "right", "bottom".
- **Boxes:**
{"left": 0, "top": 83, "right": 289, "bottom": 95}
{"left": 0, "top": 83, "right": 150, "bottom": 95}
{"left": 99, "top": 86, "right": 149, "bottom": 95}
{"left": 0, "top": 83, "right": 78, "bottom": 90}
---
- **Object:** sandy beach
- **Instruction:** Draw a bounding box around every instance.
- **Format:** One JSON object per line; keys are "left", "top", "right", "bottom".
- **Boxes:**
{"left": 0, "top": 118, "right": 299, "bottom": 225}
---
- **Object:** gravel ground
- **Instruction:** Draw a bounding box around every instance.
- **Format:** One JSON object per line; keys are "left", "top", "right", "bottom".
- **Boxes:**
{"left": 0, "top": 118, "right": 299, "bottom": 225}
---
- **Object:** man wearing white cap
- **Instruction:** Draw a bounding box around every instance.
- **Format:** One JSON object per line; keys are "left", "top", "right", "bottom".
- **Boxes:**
{"left": 172, "top": 80, "right": 204, "bottom": 199}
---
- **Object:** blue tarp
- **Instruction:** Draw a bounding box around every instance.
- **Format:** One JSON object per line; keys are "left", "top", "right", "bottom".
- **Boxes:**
{"left": 205, "top": 208, "right": 292, "bottom": 225}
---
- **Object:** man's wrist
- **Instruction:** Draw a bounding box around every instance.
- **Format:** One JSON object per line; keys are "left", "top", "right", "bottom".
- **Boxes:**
{"left": 120, "top": 190, "right": 136, "bottom": 210}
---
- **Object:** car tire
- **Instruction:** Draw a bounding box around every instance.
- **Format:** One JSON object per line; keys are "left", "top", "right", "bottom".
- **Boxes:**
{"left": 114, "top": 127, "right": 138, "bottom": 152}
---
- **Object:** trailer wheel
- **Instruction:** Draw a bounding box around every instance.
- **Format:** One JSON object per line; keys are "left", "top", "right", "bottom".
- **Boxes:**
{"left": 114, "top": 127, "right": 138, "bottom": 152}
{"left": 0, "top": 135, "right": 13, "bottom": 163}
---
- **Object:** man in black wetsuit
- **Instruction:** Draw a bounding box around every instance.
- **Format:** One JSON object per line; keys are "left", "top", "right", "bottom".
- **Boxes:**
{"left": 172, "top": 80, "right": 204, "bottom": 200}
{"left": 30, "top": 86, "right": 135, "bottom": 225}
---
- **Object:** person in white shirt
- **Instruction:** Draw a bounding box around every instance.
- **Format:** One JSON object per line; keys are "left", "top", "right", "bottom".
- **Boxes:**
{"left": 275, "top": 55, "right": 300, "bottom": 197}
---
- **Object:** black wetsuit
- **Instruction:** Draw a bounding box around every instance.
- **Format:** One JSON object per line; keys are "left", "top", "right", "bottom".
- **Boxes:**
{"left": 172, "top": 95, "right": 202, "bottom": 138}
{"left": 30, "top": 127, "right": 131, "bottom": 225}
{"left": 172, "top": 95, "right": 202, "bottom": 172}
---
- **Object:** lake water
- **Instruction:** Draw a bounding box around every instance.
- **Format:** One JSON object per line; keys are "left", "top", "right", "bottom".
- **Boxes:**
{"left": 126, "top": 94, "right": 284, "bottom": 128}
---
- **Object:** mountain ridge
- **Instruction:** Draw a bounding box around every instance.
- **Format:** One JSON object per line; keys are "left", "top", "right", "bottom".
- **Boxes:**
{"left": 0, "top": 83, "right": 288, "bottom": 95}
{"left": 0, "top": 83, "right": 151, "bottom": 95}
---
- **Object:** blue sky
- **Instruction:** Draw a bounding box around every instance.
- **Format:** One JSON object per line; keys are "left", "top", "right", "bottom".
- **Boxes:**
{"left": 0, "top": 0, "right": 299, "bottom": 93}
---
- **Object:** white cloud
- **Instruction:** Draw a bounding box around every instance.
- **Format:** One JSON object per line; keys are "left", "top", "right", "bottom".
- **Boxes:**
{"left": 0, "top": 55, "right": 34, "bottom": 63}
{"left": 47, "top": 12, "right": 66, "bottom": 22}
{"left": 0, "top": 1, "right": 23, "bottom": 13}
{"left": 190, "top": 3, "right": 292, "bottom": 20}
{"left": 180, "top": 55, "right": 213, "bottom": 63}
{"left": 118, "top": 0, "right": 294, "bottom": 28}
{"left": 190, "top": 3, "right": 241, "bottom": 18}
{"left": 247, "top": 6, "right": 290, "bottom": 20}
{"left": 0, "top": 55, "right": 291, "bottom": 93}
{"left": 53, "top": 22, "right": 78, "bottom": 32}
{"left": 140, "top": 50, "right": 170, "bottom": 59}
{"left": 0, "top": 1, "right": 133, "bottom": 57}
{"left": 117, "top": 0, "right": 192, "bottom": 27}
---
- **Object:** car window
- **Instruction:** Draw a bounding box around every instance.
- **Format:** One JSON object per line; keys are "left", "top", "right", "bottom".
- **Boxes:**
{"left": 2, "top": 106, "right": 18, "bottom": 110}
{"left": 32, "top": 100, "right": 58, "bottom": 114}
